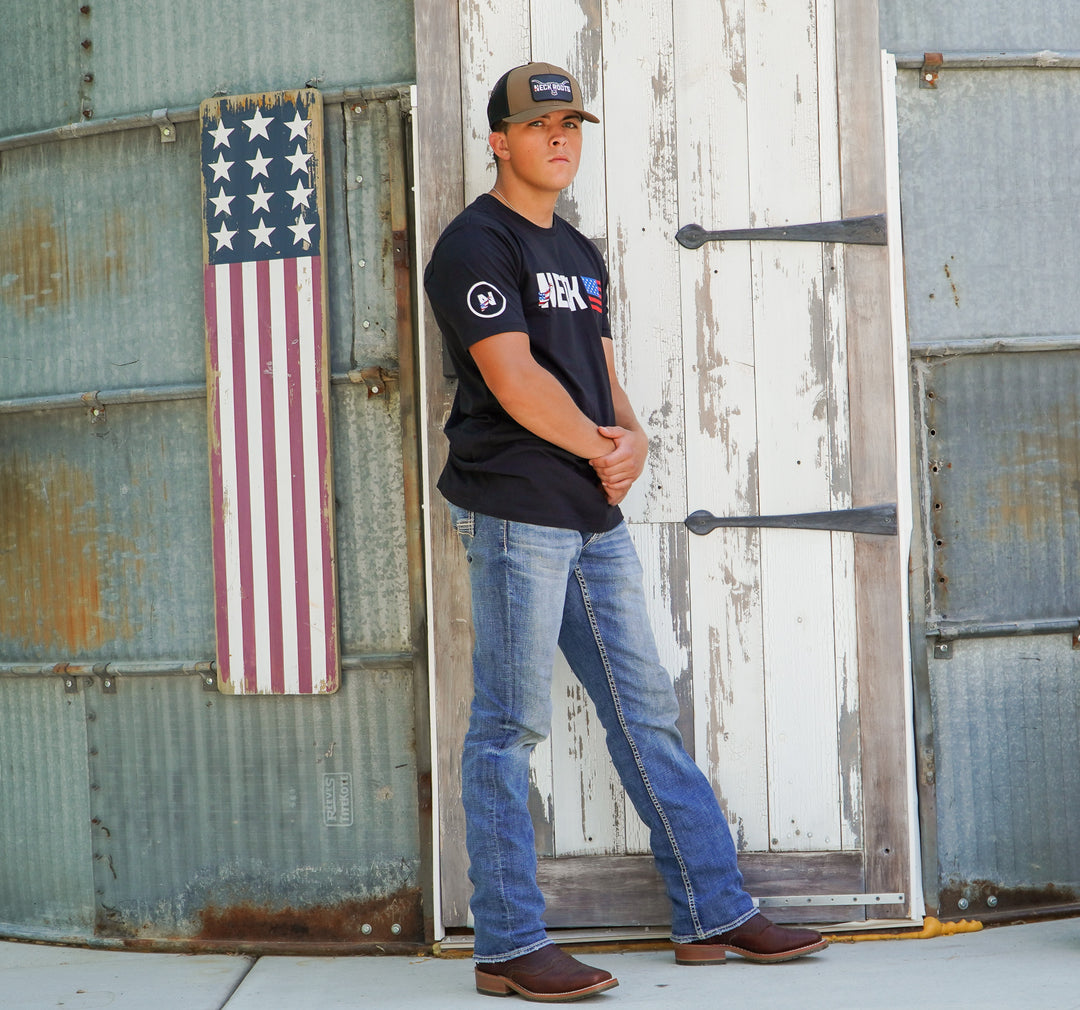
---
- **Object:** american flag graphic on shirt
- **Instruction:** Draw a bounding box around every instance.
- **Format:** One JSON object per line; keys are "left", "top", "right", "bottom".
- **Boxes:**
{"left": 581, "top": 275, "right": 603, "bottom": 313}
{"left": 200, "top": 89, "right": 339, "bottom": 695}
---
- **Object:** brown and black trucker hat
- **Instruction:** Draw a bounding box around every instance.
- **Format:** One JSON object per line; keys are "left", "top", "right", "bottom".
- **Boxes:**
{"left": 487, "top": 62, "right": 600, "bottom": 130}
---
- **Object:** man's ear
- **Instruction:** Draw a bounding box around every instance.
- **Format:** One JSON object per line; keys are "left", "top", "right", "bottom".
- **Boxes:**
{"left": 489, "top": 130, "right": 510, "bottom": 162}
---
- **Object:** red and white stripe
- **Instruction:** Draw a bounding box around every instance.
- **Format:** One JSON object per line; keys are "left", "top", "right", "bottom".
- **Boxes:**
{"left": 205, "top": 256, "right": 337, "bottom": 694}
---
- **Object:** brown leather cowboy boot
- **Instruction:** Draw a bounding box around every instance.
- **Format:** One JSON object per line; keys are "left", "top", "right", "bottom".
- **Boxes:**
{"left": 475, "top": 943, "right": 618, "bottom": 1001}
{"left": 673, "top": 912, "right": 828, "bottom": 965}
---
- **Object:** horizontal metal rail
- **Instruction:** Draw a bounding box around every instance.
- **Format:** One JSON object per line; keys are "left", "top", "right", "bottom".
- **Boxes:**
{"left": 927, "top": 617, "right": 1080, "bottom": 641}
{"left": 756, "top": 893, "right": 905, "bottom": 908}
{"left": 0, "top": 651, "right": 415, "bottom": 679}
{"left": 910, "top": 335, "right": 1080, "bottom": 358}
{"left": 894, "top": 50, "right": 1080, "bottom": 70}
{"left": 0, "top": 383, "right": 207, "bottom": 415}
{"left": 0, "top": 84, "right": 412, "bottom": 153}
{"left": 0, "top": 369, "right": 396, "bottom": 415}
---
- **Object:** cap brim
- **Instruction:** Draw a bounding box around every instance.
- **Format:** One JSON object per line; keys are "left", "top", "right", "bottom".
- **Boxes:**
{"left": 500, "top": 107, "right": 600, "bottom": 125}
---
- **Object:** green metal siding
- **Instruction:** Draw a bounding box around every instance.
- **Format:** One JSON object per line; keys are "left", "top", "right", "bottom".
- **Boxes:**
{"left": 5, "top": 0, "right": 415, "bottom": 136}
{"left": 1, "top": 4, "right": 423, "bottom": 946}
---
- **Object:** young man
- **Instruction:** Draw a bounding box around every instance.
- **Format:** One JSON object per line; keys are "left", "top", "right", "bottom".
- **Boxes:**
{"left": 424, "top": 61, "right": 827, "bottom": 1002}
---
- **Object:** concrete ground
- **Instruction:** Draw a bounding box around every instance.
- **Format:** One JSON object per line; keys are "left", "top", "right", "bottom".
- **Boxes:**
{"left": 1, "top": 917, "right": 1077, "bottom": 1010}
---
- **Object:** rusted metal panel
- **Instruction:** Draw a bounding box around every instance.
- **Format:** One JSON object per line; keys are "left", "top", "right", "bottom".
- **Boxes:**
{"left": 915, "top": 350, "right": 1080, "bottom": 627}
{"left": 0, "top": 78, "right": 425, "bottom": 942}
{"left": 84, "top": 673, "right": 420, "bottom": 942}
{"left": 928, "top": 635, "right": 1080, "bottom": 918}
{"left": 0, "top": 400, "right": 215, "bottom": 661}
{"left": 891, "top": 11, "right": 1080, "bottom": 919}
{"left": 0, "top": 678, "right": 95, "bottom": 938}
{"left": 0, "top": 124, "right": 205, "bottom": 399}
{"left": 895, "top": 67, "right": 1080, "bottom": 348}
{"left": 331, "top": 385, "right": 411, "bottom": 657}
{"left": 880, "top": 4, "right": 1080, "bottom": 53}
{"left": 1, "top": 0, "right": 415, "bottom": 137}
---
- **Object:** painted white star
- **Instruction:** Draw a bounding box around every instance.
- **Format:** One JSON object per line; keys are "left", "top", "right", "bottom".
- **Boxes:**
{"left": 285, "top": 109, "right": 311, "bottom": 141}
{"left": 249, "top": 217, "right": 275, "bottom": 248}
{"left": 208, "top": 119, "right": 233, "bottom": 148}
{"left": 246, "top": 148, "right": 272, "bottom": 179}
{"left": 288, "top": 215, "right": 316, "bottom": 245}
{"left": 209, "top": 187, "right": 235, "bottom": 217}
{"left": 247, "top": 183, "right": 274, "bottom": 214}
{"left": 285, "top": 144, "right": 312, "bottom": 176}
{"left": 209, "top": 152, "right": 234, "bottom": 181}
{"left": 243, "top": 107, "right": 273, "bottom": 141}
{"left": 212, "top": 221, "right": 237, "bottom": 251}
{"left": 287, "top": 179, "right": 313, "bottom": 209}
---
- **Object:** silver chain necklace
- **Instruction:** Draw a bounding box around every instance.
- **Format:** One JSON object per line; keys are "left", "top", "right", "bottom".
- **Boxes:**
{"left": 490, "top": 186, "right": 523, "bottom": 216}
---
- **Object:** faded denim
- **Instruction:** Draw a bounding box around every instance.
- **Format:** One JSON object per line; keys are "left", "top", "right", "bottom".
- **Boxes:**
{"left": 448, "top": 506, "right": 757, "bottom": 962}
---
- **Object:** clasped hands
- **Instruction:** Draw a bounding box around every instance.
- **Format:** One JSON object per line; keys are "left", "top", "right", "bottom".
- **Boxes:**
{"left": 589, "top": 426, "right": 648, "bottom": 506}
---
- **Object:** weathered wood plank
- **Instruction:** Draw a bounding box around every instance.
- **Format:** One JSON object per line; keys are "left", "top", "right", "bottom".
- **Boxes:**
{"left": 744, "top": 0, "right": 850, "bottom": 854}
{"left": 673, "top": 0, "right": 771, "bottom": 855}
{"left": 624, "top": 522, "right": 695, "bottom": 853}
{"left": 835, "top": 0, "right": 912, "bottom": 912}
{"left": 550, "top": 648, "right": 624, "bottom": 857}
{"left": 459, "top": 1, "right": 530, "bottom": 205}
{"left": 602, "top": 0, "right": 684, "bottom": 523}
{"left": 532, "top": 0, "right": 607, "bottom": 241}
{"left": 538, "top": 851, "right": 869, "bottom": 927}
{"left": 414, "top": 0, "right": 472, "bottom": 928}
{"left": 751, "top": 242, "right": 844, "bottom": 854}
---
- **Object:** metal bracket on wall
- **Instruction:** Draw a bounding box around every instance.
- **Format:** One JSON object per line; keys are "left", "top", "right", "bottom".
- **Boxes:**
{"left": 920, "top": 52, "right": 944, "bottom": 89}
{"left": 756, "top": 893, "right": 905, "bottom": 908}
{"left": 928, "top": 616, "right": 1080, "bottom": 658}
{"left": 685, "top": 504, "right": 898, "bottom": 537}
{"left": 152, "top": 108, "right": 176, "bottom": 143}
{"left": 675, "top": 215, "right": 886, "bottom": 250}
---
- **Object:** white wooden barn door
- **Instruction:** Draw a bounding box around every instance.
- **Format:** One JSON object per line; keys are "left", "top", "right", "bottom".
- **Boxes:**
{"left": 417, "top": 0, "right": 913, "bottom": 935}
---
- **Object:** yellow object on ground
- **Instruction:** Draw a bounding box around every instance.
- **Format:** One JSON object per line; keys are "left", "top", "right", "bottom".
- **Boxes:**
{"left": 825, "top": 916, "right": 984, "bottom": 943}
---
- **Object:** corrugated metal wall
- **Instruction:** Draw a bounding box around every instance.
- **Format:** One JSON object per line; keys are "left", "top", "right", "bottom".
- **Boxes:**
{"left": 0, "top": 3, "right": 425, "bottom": 947}
{"left": 881, "top": 3, "right": 1080, "bottom": 917}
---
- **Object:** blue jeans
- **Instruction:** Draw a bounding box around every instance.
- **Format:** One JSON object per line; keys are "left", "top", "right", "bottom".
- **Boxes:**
{"left": 448, "top": 506, "right": 757, "bottom": 962}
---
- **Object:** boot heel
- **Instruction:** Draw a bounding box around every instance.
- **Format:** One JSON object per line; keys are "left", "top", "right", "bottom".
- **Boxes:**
{"left": 674, "top": 943, "right": 728, "bottom": 966}
{"left": 475, "top": 968, "right": 514, "bottom": 996}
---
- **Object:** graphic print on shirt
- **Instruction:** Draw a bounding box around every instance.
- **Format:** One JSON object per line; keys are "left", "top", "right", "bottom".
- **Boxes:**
{"left": 535, "top": 272, "right": 602, "bottom": 313}
{"left": 467, "top": 280, "right": 508, "bottom": 318}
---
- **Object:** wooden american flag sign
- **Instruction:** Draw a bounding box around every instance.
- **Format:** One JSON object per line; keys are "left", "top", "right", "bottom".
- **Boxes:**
{"left": 200, "top": 89, "right": 339, "bottom": 695}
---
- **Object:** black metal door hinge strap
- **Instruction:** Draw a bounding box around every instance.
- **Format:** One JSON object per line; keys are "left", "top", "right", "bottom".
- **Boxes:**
{"left": 685, "top": 504, "right": 898, "bottom": 536}
{"left": 675, "top": 214, "right": 886, "bottom": 250}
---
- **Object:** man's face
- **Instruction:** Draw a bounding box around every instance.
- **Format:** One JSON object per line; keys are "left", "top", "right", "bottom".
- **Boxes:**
{"left": 491, "top": 110, "right": 584, "bottom": 195}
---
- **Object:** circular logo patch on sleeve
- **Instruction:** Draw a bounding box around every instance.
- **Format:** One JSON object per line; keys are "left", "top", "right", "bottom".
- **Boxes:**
{"left": 467, "top": 281, "right": 508, "bottom": 318}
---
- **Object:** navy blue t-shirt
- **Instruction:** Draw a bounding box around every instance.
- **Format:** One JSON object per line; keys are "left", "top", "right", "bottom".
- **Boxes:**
{"left": 424, "top": 194, "right": 622, "bottom": 533}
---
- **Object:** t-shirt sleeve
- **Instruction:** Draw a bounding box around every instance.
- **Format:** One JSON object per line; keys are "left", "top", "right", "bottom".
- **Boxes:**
{"left": 425, "top": 221, "right": 528, "bottom": 349}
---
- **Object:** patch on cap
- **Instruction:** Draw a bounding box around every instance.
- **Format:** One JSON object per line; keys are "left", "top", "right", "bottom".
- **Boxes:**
{"left": 529, "top": 74, "right": 574, "bottom": 104}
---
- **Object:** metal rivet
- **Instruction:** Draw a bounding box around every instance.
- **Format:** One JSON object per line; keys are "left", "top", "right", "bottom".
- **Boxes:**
{"left": 83, "top": 72, "right": 94, "bottom": 83}
{"left": 987, "top": 895, "right": 998, "bottom": 907}
{"left": 957, "top": 897, "right": 969, "bottom": 910}
{"left": 362, "top": 320, "right": 370, "bottom": 328}
{"left": 390, "top": 923, "right": 401, "bottom": 935}
{"left": 355, "top": 175, "right": 363, "bottom": 184}
{"left": 361, "top": 923, "right": 372, "bottom": 934}
{"left": 358, "top": 259, "right": 366, "bottom": 268}
{"left": 370, "top": 386, "right": 379, "bottom": 394}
